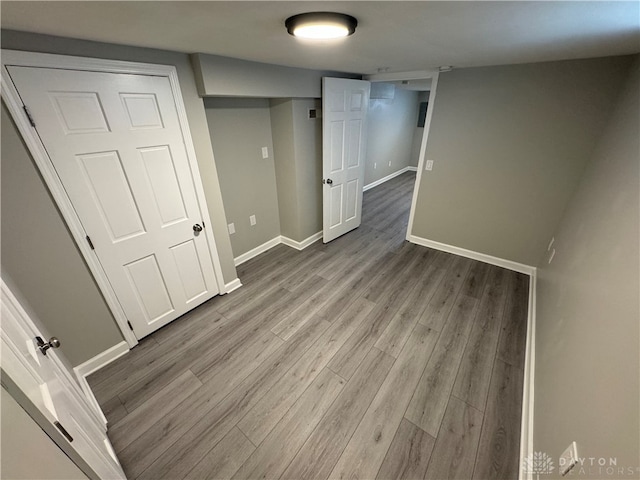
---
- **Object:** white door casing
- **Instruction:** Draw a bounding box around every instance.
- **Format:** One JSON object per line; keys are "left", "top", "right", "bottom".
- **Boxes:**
{"left": 1, "top": 280, "right": 126, "bottom": 479}
{"left": 3, "top": 52, "right": 225, "bottom": 340}
{"left": 322, "top": 77, "right": 370, "bottom": 243}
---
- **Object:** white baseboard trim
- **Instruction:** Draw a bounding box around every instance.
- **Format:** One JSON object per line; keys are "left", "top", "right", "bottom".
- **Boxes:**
{"left": 223, "top": 278, "right": 243, "bottom": 294}
{"left": 519, "top": 270, "right": 537, "bottom": 480}
{"left": 234, "top": 232, "right": 322, "bottom": 267}
{"left": 234, "top": 237, "right": 282, "bottom": 266}
{"left": 281, "top": 231, "right": 323, "bottom": 250}
{"left": 73, "top": 341, "right": 129, "bottom": 425}
{"left": 364, "top": 166, "right": 417, "bottom": 192}
{"left": 407, "top": 233, "right": 536, "bottom": 479}
{"left": 407, "top": 234, "right": 536, "bottom": 275}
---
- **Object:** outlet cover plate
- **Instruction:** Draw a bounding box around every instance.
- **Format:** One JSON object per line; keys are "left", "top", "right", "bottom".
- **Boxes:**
{"left": 426, "top": 160, "right": 434, "bottom": 171}
{"left": 560, "top": 441, "right": 578, "bottom": 476}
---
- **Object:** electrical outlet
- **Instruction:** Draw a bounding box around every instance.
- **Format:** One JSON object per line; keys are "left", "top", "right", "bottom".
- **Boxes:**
{"left": 374, "top": 162, "right": 377, "bottom": 169}
{"left": 559, "top": 442, "right": 578, "bottom": 476}
{"left": 249, "top": 215, "right": 256, "bottom": 226}
{"left": 227, "top": 223, "right": 235, "bottom": 235}
{"left": 425, "top": 160, "right": 434, "bottom": 171}
{"left": 261, "top": 147, "right": 269, "bottom": 159}
{"left": 388, "top": 161, "right": 392, "bottom": 167}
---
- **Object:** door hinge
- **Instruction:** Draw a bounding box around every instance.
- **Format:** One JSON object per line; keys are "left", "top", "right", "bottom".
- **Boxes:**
{"left": 23, "top": 105, "right": 36, "bottom": 127}
{"left": 54, "top": 421, "right": 74, "bottom": 442}
{"left": 86, "top": 235, "right": 95, "bottom": 250}
{"left": 127, "top": 320, "right": 134, "bottom": 331}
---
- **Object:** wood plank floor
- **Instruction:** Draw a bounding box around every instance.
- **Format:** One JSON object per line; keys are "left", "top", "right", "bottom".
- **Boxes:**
{"left": 88, "top": 171, "right": 529, "bottom": 480}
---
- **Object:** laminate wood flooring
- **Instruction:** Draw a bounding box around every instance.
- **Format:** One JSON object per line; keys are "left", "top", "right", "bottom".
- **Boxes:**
{"left": 88, "top": 171, "right": 529, "bottom": 480}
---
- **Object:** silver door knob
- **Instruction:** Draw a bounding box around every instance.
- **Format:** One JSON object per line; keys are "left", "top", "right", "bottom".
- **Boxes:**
{"left": 36, "top": 336, "right": 61, "bottom": 356}
{"left": 193, "top": 224, "right": 203, "bottom": 233}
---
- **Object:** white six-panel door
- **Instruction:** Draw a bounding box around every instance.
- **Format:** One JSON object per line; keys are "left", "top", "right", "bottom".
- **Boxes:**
{"left": 322, "top": 77, "right": 370, "bottom": 243}
{"left": 8, "top": 66, "right": 220, "bottom": 338}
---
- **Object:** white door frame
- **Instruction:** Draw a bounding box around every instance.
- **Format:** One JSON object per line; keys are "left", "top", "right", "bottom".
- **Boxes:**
{"left": 1, "top": 279, "right": 126, "bottom": 479}
{"left": 364, "top": 69, "right": 441, "bottom": 242}
{"left": 1, "top": 50, "right": 227, "bottom": 348}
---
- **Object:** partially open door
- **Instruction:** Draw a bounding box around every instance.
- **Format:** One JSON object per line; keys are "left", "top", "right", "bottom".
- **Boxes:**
{"left": 1, "top": 280, "right": 126, "bottom": 479}
{"left": 322, "top": 77, "right": 370, "bottom": 243}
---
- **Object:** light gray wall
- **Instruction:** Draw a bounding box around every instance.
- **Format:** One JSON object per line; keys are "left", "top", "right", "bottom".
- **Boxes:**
{"left": 192, "top": 53, "right": 357, "bottom": 98}
{"left": 410, "top": 55, "right": 634, "bottom": 266}
{"left": 534, "top": 58, "right": 639, "bottom": 479}
{"left": 205, "top": 98, "right": 281, "bottom": 257}
{"left": 1, "top": 103, "right": 124, "bottom": 366}
{"left": 270, "top": 99, "right": 323, "bottom": 242}
{"left": 291, "top": 98, "right": 323, "bottom": 241}
{"left": 410, "top": 91, "right": 430, "bottom": 167}
{"left": 1, "top": 388, "right": 88, "bottom": 480}
{"left": 365, "top": 87, "right": 420, "bottom": 186}
{"left": 270, "top": 99, "right": 299, "bottom": 240}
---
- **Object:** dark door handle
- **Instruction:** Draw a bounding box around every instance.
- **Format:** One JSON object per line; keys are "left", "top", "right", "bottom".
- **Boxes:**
{"left": 35, "top": 336, "right": 61, "bottom": 356}
{"left": 325, "top": 179, "right": 333, "bottom": 185}
{"left": 193, "top": 224, "right": 203, "bottom": 233}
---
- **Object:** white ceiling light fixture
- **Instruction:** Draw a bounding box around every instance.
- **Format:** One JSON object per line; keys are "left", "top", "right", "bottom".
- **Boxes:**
{"left": 285, "top": 12, "right": 358, "bottom": 39}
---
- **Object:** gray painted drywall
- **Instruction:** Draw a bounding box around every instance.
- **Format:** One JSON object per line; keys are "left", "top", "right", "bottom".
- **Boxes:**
{"left": 409, "top": 91, "right": 430, "bottom": 167}
{"left": 365, "top": 87, "right": 420, "bottom": 186}
{"left": 270, "top": 99, "right": 300, "bottom": 240}
{"left": 205, "top": 98, "right": 281, "bottom": 257}
{"left": 410, "top": 55, "right": 634, "bottom": 266}
{"left": 270, "top": 99, "right": 323, "bottom": 243}
{"left": 2, "top": 29, "right": 238, "bottom": 286}
{"left": 1, "top": 388, "right": 88, "bottom": 479}
{"left": 1, "top": 103, "right": 124, "bottom": 366}
{"left": 291, "top": 98, "right": 323, "bottom": 241}
{"left": 192, "top": 53, "right": 357, "bottom": 98}
{"left": 534, "top": 58, "right": 639, "bottom": 479}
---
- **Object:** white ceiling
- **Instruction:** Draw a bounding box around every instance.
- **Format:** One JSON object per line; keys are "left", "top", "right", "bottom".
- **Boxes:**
{"left": 2, "top": 1, "right": 639, "bottom": 75}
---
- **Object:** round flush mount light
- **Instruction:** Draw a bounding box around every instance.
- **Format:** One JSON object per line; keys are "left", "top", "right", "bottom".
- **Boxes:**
{"left": 285, "top": 12, "right": 358, "bottom": 39}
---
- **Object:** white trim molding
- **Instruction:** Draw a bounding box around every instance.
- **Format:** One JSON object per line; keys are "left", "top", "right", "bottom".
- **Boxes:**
{"left": 364, "top": 69, "right": 440, "bottom": 83}
{"left": 224, "top": 278, "right": 243, "bottom": 294}
{"left": 281, "top": 231, "right": 323, "bottom": 250}
{"left": 234, "top": 237, "right": 282, "bottom": 266}
{"left": 408, "top": 233, "right": 537, "bottom": 479}
{"left": 408, "top": 235, "right": 536, "bottom": 275}
{"left": 1, "top": 279, "right": 125, "bottom": 479}
{"left": 233, "top": 232, "right": 322, "bottom": 266}
{"left": 364, "top": 166, "right": 417, "bottom": 192}
{"left": 73, "top": 341, "right": 129, "bottom": 426}
{"left": 519, "top": 270, "right": 537, "bottom": 480}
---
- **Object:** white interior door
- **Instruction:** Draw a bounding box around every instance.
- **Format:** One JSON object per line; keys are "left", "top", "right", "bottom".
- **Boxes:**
{"left": 322, "top": 77, "right": 370, "bottom": 243}
{"left": 7, "top": 66, "right": 220, "bottom": 338}
{"left": 1, "top": 281, "right": 125, "bottom": 479}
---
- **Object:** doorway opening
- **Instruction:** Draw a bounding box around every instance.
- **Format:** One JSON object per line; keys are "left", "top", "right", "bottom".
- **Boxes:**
{"left": 363, "top": 78, "right": 432, "bottom": 243}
